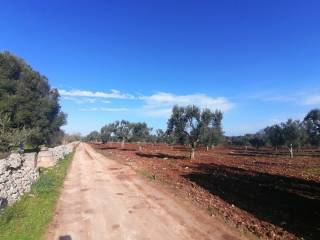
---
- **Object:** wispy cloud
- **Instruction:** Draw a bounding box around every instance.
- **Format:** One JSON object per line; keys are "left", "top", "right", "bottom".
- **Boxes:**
{"left": 62, "top": 89, "right": 234, "bottom": 118}
{"left": 59, "top": 89, "right": 135, "bottom": 99}
{"left": 303, "top": 95, "right": 320, "bottom": 105}
{"left": 139, "top": 92, "right": 234, "bottom": 117}
{"left": 250, "top": 91, "right": 302, "bottom": 103}
{"left": 140, "top": 92, "right": 233, "bottom": 110}
{"left": 63, "top": 96, "right": 97, "bottom": 104}
{"left": 251, "top": 90, "right": 320, "bottom": 106}
{"left": 80, "top": 107, "right": 129, "bottom": 112}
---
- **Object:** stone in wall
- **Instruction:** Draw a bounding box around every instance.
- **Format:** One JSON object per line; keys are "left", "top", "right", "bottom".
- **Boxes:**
{"left": 0, "top": 153, "right": 38, "bottom": 208}
{"left": 37, "top": 142, "right": 77, "bottom": 168}
{"left": 0, "top": 142, "right": 78, "bottom": 208}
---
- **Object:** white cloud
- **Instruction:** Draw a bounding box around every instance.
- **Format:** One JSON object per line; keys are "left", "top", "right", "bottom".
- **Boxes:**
{"left": 303, "top": 95, "right": 320, "bottom": 105}
{"left": 80, "top": 107, "right": 99, "bottom": 112}
{"left": 100, "top": 107, "right": 129, "bottom": 112}
{"left": 141, "top": 92, "right": 233, "bottom": 111}
{"left": 63, "top": 96, "right": 97, "bottom": 104}
{"left": 251, "top": 90, "right": 320, "bottom": 106}
{"left": 80, "top": 107, "right": 129, "bottom": 112}
{"left": 62, "top": 89, "right": 234, "bottom": 118}
{"left": 59, "top": 89, "right": 134, "bottom": 99}
{"left": 138, "top": 92, "right": 234, "bottom": 118}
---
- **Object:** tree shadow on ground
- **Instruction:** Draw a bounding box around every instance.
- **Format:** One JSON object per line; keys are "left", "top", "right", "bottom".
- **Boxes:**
{"left": 228, "top": 151, "right": 320, "bottom": 158}
{"left": 183, "top": 163, "right": 320, "bottom": 240}
{"left": 59, "top": 236, "right": 72, "bottom": 240}
{"left": 119, "top": 148, "right": 137, "bottom": 151}
{"left": 98, "top": 146, "right": 119, "bottom": 150}
{"left": 136, "top": 152, "right": 187, "bottom": 160}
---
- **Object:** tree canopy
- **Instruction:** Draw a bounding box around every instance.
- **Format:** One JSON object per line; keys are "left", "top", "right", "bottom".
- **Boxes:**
{"left": 0, "top": 52, "right": 66, "bottom": 151}
{"left": 97, "top": 120, "right": 152, "bottom": 147}
{"left": 304, "top": 109, "right": 320, "bottom": 146}
{"left": 167, "top": 105, "right": 224, "bottom": 158}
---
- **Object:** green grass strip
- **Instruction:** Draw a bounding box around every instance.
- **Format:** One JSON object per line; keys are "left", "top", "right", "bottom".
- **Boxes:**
{"left": 0, "top": 152, "right": 74, "bottom": 240}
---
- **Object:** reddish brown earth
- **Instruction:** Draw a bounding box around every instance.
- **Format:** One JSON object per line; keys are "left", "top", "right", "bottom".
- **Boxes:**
{"left": 46, "top": 143, "right": 244, "bottom": 240}
{"left": 93, "top": 142, "right": 320, "bottom": 240}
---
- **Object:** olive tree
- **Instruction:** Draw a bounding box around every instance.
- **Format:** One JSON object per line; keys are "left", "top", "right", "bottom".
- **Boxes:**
{"left": 167, "top": 105, "right": 223, "bottom": 159}
{"left": 228, "top": 135, "right": 250, "bottom": 148}
{"left": 304, "top": 109, "right": 320, "bottom": 147}
{"left": 199, "top": 109, "right": 224, "bottom": 150}
{"left": 264, "top": 124, "right": 285, "bottom": 151}
{"left": 100, "top": 123, "right": 117, "bottom": 143}
{"left": 131, "top": 122, "right": 152, "bottom": 142}
{"left": 249, "top": 134, "right": 266, "bottom": 150}
{"left": 114, "top": 120, "right": 134, "bottom": 148}
{"left": 281, "top": 119, "right": 304, "bottom": 158}
{"left": 86, "top": 131, "right": 101, "bottom": 142}
{"left": 155, "top": 129, "right": 175, "bottom": 144}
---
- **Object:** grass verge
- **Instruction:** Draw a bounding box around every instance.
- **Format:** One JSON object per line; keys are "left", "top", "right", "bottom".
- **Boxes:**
{"left": 0, "top": 152, "right": 74, "bottom": 240}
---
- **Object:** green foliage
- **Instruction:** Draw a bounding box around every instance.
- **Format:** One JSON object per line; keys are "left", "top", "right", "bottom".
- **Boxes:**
{"left": 281, "top": 119, "right": 305, "bottom": 148}
{"left": 155, "top": 129, "right": 175, "bottom": 144}
{"left": 199, "top": 109, "right": 224, "bottom": 147}
{"left": 115, "top": 120, "right": 133, "bottom": 142}
{"left": 264, "top": 124, "right": 285, "bottom": 150}
{"left": 231, "top": 110, "right": 316, "bottom": 154}
{"left": 99, "top": 120, "right": 152, "bottom": 144}
{"left": 0, "top": 52, "right": 67, "bottom": 150}
{"left": 167, "top": 105, "right": 200, "bottom": 148}
{"left": 0, "top": 152, "right": 74, "bottom": 240}
{"left": 167, "top": 105, "right": 224, "bottom": 149}
{"left": 228, "top": 135, "right": 250, "bottom": 146}
{"left": 85, "top": 130, "right": 101, "bottom": 142}
{"left": 130, "top": 122, "right": 152, "bottom": 142}
{"left": 249, "top": 134, "right": 266, "bottom": 150}
{"left": 304, "top": 109, "right": 320, "bottom": 146}
{"left": 100, "top": 122, "right": 117, "bottom": 143}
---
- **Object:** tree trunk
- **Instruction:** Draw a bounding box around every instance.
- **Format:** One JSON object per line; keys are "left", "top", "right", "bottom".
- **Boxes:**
{"left": 288, "top": 144, "right": 293, "bottom": 158}
{"left": 121, "top": 139, "right": 125, "bottom": 149}
{"left": 190, "top": 148, "right": 195, "bottom": 159}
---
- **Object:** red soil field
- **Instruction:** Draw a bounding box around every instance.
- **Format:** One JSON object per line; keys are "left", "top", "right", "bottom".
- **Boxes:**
{"left": 92, "top": 142, "right": 320, "bottom": 240}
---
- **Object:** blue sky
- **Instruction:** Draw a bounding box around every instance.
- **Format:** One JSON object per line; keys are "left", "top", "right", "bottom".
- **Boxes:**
{"left": 1, "top": 0, "right": 320, "bottom": 135}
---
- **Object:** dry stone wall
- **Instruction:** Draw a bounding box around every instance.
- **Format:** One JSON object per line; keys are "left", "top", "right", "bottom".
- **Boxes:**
{"left": 37, "top": 142, "right": 78, "bottom": 168}
{"left": 0, "top": 142, "right": 78, "bottom": 209}
{"left": 0, "top": 153, "right": 38, "bottom": 208}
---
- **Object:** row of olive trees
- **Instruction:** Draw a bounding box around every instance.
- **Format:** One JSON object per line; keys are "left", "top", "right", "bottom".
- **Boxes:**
{"left": 85, "top": 120, "right": 153, "bottom": 148}
{"left": 86, "top": 105, "right": 224, "bottom": 159}
{"left": 229, "top": 109, "right": 320, "bottom": 158}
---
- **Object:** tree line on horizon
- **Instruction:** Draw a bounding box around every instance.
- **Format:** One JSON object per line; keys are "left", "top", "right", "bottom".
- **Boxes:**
{"left": 85, "top": 105, "right": 224, "bottom": 159}
{"left": 86, "top": 107, "right": 320, "bottom": 159}
{"left": 228, "top": 109, "right": 320, "bottom": 158}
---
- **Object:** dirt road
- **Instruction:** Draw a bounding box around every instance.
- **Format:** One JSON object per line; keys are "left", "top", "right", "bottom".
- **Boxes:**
{"left": 46, "top": 143, "right": 245, "bottom": 240}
